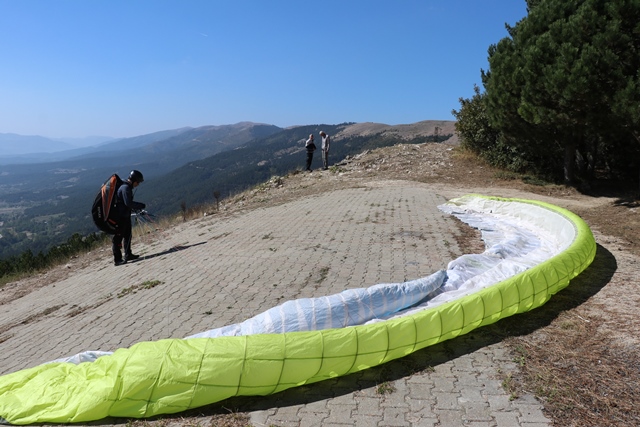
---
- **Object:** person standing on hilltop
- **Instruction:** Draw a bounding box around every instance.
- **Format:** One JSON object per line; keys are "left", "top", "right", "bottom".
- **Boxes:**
{"left": 304, "top": 134, "right": 316, "bottom": 172}
{"left": 112, "top": 170, "right": 146, "bottom": 266}
{"left": 320, "top": 130, "right": 331, "bottom": 170}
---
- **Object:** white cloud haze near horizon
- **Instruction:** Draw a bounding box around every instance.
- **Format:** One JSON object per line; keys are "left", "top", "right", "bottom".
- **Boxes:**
{"left": 0, "top": 0, "right": 527, "bottom": 139}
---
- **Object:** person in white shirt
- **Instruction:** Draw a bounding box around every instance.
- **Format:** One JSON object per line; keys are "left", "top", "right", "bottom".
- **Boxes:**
{"left": 320, "top": 131, "right": 330, "bottom": 170}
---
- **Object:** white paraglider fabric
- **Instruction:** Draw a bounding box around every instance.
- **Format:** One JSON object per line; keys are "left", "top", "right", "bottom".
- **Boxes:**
{"left": 54, "top": 195, "right": 574, "bottom": 361}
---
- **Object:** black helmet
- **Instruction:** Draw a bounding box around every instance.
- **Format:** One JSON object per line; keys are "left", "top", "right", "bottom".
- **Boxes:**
{"left": 129, "top": 170, "right": 144, "bottom": 183}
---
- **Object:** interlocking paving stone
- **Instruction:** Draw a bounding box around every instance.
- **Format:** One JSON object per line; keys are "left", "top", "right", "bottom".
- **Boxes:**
{"left": 0, "top": 182, "right": 551, "bottom": 426}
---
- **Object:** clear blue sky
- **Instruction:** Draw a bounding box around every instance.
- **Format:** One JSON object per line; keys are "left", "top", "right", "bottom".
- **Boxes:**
{"left": 0, "top": 0, "right": 527, "bottom": 139}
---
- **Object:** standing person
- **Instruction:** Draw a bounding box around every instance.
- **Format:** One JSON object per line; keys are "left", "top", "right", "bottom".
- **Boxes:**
{"left": 112, "top": 170, "right": 146, "bottom": 266}
{"left": 305, "top": 134, "right": 316, "bottom": 172}
{"left": 320, "top": 131, "right": 331, "bottom": 170}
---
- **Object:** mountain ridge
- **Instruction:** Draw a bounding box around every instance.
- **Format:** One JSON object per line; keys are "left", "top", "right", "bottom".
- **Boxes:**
{"left": 0, "top": 133, "right": 75, "bottom": 156}
{"left": 0, "top": 120, "right": 454, "bottom": 260}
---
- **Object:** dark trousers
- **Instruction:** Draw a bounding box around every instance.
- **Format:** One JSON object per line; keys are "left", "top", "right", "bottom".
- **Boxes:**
{"left": 112, "top": 218, "right": 132, "bottom": 261}
{"left": 305, "top": 151, "right": 314, "bottom": 171}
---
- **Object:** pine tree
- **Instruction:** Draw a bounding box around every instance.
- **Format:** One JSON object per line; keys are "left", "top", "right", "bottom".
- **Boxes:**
{"left": 483, "top": 0, "right": 640, "bottom": 185}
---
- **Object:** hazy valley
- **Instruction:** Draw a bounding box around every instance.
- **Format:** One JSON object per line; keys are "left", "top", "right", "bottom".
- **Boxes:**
{"left": 0, "top": 120, "right": 454, "bottom": 261}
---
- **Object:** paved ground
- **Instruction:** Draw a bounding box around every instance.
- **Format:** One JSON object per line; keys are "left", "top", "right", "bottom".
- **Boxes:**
{"left": 0, "top": 181, "right": 551, "bottom": 426}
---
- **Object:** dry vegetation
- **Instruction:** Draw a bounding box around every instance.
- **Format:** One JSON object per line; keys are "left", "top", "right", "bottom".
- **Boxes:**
{"left": 9, "top": 140, "right": 640, "bottom": 426}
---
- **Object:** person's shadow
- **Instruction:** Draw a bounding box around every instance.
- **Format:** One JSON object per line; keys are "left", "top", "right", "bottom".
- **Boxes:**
{"left": 125, "top": 242, "right": 207, "bottom": 263}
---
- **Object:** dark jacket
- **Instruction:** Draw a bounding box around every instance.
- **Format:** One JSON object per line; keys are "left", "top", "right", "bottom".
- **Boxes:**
{"left": 115, "top": 181, "right": 145, "bottom": 220}
{"left": 305, "top": 138, "right": 316, "bottom": 153}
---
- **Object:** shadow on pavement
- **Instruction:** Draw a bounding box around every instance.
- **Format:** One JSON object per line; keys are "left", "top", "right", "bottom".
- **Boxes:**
{"left": 124, "top": 242, "right": 207, "bottom": 264}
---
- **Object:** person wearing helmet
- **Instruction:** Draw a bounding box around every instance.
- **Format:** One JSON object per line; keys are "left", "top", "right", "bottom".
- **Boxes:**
{"left": 112, "top": 170, "right": 146, "bottom": 266}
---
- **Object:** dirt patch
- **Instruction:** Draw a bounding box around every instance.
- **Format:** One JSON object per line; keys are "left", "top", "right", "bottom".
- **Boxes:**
{"left": 0, "top": 304, "right": 66, "bottom": 335}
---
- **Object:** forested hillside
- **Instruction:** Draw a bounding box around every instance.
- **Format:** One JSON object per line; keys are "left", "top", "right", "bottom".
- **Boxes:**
{"left": 0, "top": 121, "right": 451, "bottom": 264}
{"left": 125, "top": 123, "right": 451, "bottom": 216}
{"left": 0, "top": 123, "right": 282, "bottom": 261}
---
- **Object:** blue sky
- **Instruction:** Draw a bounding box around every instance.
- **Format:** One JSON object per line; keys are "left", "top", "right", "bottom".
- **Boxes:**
{"left": 0, "top": 0, "right": 527, "bottom": 139}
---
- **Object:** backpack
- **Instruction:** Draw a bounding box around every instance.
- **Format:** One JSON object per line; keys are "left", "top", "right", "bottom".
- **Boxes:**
{"left": 91, "top": 174, "right": 123, "bottom": 234}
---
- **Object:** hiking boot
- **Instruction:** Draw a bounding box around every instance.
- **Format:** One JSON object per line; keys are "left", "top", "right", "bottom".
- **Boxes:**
{"left": 114, "top": 259, "right": 127, "bottom": 266}
{"left": 125, "top": 254, "right": 140, "bottom": 261}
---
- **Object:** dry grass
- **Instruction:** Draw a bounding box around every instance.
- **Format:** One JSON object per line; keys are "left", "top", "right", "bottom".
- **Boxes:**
{"left": 506, "top": 320, "right": 640, "bottom": 426}
{"left": 123, "top": 412, "right": 251, "bottom": 427}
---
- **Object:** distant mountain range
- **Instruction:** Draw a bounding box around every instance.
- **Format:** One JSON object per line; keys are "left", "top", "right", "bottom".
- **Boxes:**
{"left": 0, "top": 120, "right": 455, "bottom": 260}
{"left": 0, "top": 134, "right": 117, "bottom": 159}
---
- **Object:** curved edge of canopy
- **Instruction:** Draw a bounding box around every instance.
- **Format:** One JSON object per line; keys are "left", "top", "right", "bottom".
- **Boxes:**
{"left": 0, "top": 195, "right": 596, "bottom": 424}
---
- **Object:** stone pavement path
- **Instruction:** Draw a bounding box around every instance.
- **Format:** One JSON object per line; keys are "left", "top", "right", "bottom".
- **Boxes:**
{"left": 0, "top": 181, "right": 551, "bottom": 426}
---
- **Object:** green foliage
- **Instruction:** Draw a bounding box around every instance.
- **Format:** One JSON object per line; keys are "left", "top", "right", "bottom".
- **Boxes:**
{"left": 452, "top": 85, "right": 545, "bottom": 175}
{"left": 478, "top": 0, "right": 640, "bottom": 185}
{"left": 452, "top": 86, "right": 500, "bottom": 157}
{"left": 376, "top": 381, "right": 397, "bottom": 395}
{"left": 0, "top": 232, "right": 105, "bottom": 282}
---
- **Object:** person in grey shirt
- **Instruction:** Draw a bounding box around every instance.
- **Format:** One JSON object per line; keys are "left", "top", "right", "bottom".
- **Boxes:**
{"left": 320, "top": 130, "right": 330, "bottom": 170}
